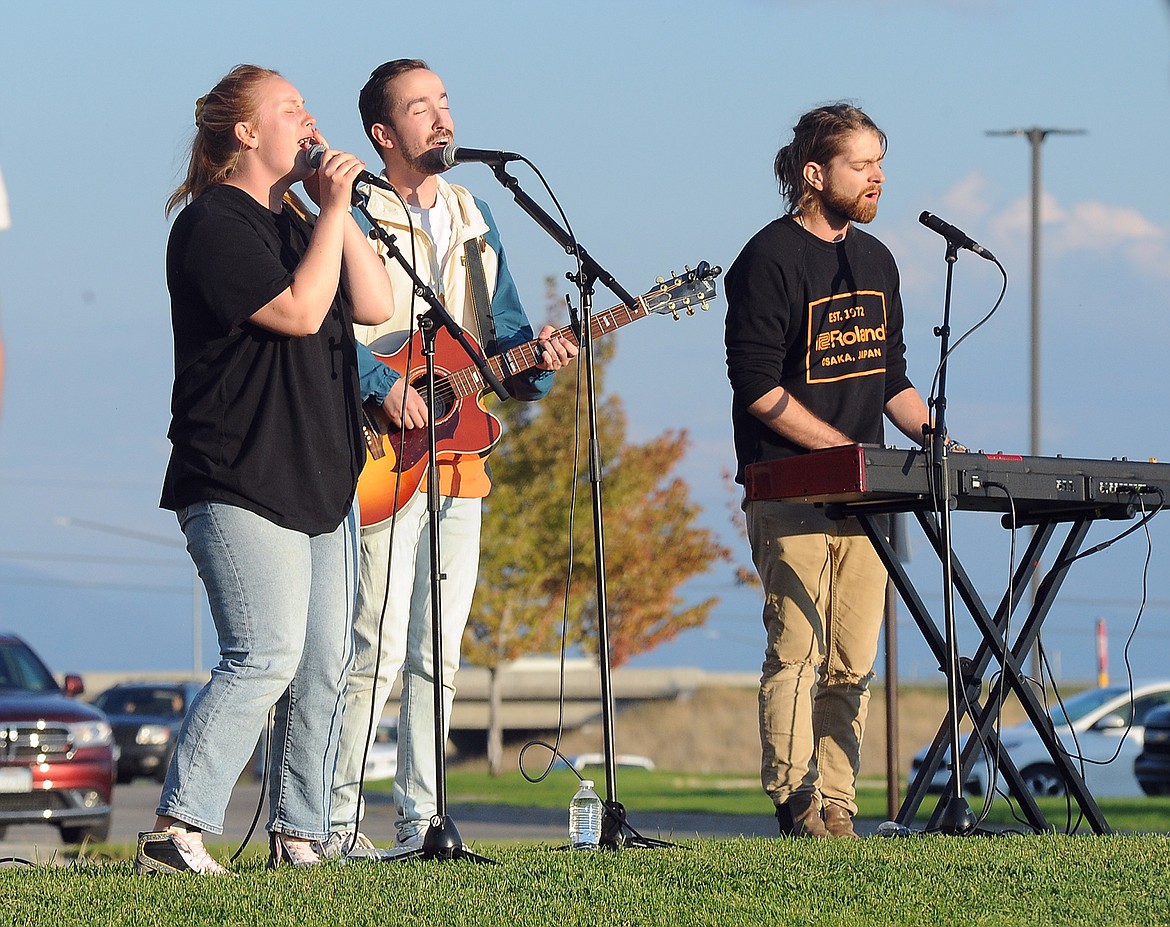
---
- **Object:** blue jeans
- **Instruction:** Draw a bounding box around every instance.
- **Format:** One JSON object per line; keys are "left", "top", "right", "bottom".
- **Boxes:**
{"left": 156, "top": 500, "right": 358, "bottom": 839}
{"left": 332, "top": 491, "right": 480, "bottom": 843}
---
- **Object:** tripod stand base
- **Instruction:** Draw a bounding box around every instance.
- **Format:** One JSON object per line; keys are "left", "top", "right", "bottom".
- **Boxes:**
{"left": 420, "top": 814, "right": 498, "bottom": 864}
{"left": 343, "top": 815, "right": 498, "bottom": 865}
{"left": 599, "top": 800, "right": 679, "bottom": 850}
{"left": 932, "top": 793, "right": 978, "bottom": 836}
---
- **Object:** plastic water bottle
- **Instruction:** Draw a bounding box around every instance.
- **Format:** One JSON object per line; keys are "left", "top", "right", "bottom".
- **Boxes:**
{"left": 568, "top": 779, "right": 603, "bottom": 850}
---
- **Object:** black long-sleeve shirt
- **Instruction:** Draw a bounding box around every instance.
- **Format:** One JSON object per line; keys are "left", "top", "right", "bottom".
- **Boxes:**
{"left": 724, "top": 215, "right": 914, "bottom": 482}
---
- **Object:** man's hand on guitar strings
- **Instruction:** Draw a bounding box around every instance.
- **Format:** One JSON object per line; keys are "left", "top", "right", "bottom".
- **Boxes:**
{"left": 535, "top": 324, "right": 578, "bottom": 371}
{"left": 382, "top": 377, "right": 429, "bottom": 430}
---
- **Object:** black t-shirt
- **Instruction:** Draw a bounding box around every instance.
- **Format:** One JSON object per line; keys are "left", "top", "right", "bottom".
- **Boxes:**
{"left": 724, "top": 215, "right": 914, "bottom": 482}
{"left": 160, "top": 184, "right": 364, "bottom": 535}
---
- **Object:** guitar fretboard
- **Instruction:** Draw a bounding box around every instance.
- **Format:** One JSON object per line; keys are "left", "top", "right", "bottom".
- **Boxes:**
{"left": 443, "top": 296, "right": 652, "bottom": 401}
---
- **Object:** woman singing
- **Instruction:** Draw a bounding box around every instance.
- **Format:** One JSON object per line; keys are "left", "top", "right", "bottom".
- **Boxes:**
{"left": 136, "top": 64, "right": 393, "bottom": 874}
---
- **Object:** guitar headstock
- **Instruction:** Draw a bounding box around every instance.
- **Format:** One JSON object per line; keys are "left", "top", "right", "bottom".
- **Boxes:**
{"left": 643, "top": 261, "right": 722, "bottom": 320}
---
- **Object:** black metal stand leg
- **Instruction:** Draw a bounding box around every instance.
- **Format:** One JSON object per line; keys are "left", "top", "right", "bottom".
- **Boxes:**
{"left": 854, "top": 503, "right": 1113, "bottom": 835}
{"left": 364, "top": 318, "right": 496, "bottom": 867}
{"left": 916, "top": 511, "right": 1053, "bottom": 831}
{"left": 486, "top": 163, "right": 679, "bottom": 850}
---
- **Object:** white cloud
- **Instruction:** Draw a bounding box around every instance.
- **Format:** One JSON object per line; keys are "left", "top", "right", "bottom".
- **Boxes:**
{"left": 1048, "top": 200, "right": 1164, "bottom": 253}
{"left": 940, "top": 171, "right": 994, "bottom": 222}
{"left": 983, "top": 190, "right": 1170, "bottom": 281}
{"left": 988, "top": 191, "right": 1066, "bottom": 239}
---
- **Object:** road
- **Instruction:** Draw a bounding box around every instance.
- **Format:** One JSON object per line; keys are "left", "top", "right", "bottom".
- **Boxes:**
{"left": 0, "top": 779, "right": 781, "bottom": 862}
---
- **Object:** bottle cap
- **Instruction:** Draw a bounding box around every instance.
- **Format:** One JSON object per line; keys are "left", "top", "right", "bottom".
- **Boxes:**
{"left": 580, "top": 779, "right": 594, "bottom": 789}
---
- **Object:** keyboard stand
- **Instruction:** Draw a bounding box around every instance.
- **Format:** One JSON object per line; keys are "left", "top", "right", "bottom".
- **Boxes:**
{"left": 825, "top": 498, "right": 1118, "bottom": 834}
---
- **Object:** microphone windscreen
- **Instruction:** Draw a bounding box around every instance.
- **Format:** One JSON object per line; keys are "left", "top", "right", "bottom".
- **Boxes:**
{"left": 306, "top": 144, "right": 327, "bottom": 169}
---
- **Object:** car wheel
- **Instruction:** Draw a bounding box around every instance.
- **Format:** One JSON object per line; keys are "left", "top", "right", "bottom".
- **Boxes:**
{"left": 1139, "top": 779, "right": 1170, "bottom": 797}
{"left": 1021, "top": 762, "right": 1066, "bottom": 797}
{"left": 60, "top": 818, "right": 111, "bottom": 844}
{"left": 116, "top": 766, "right": 135, "bottom": 785}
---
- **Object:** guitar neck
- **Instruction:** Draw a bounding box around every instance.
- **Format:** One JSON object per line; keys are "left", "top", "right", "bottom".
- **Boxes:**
{"left": 447, "top": 297, "right": 652, "bottom": 400}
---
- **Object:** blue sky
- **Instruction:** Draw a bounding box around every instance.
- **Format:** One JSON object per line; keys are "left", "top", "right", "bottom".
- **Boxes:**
{"left": 1, "top": 0, "right": 1169, "bottom": 683}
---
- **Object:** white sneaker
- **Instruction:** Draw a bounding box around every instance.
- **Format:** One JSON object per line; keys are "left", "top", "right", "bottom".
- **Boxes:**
{"left": 321, "top": 830, "right": 400, "bottom": 862}
{"left": 396, "top": 826, "right": 426, "bottom": 850}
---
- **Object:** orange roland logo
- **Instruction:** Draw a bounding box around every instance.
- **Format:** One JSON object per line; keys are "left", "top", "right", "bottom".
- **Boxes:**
{"left": 805, "top": 290, "right": 889, "bottom": 384}
{"left": 815, "top": 324, "right": 886, "bottom": 352}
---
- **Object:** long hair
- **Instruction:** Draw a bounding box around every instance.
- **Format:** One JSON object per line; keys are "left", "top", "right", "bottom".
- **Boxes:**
{"left": 166, "top": 64, "right": 282, "bottom": 216}
{"left": 773, "top": 103, "right": 886, "bottom": 216}
{"left": 357, "top": 58, "right": 430, "bottom": 149}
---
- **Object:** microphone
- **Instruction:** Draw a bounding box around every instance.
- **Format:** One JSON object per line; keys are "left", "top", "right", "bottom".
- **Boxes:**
{"left": 918, "top": 211, "right": 996, "bottom": 262}
{"left": 306, "top": 144, "right": 396, "bottom": 193}
{"left": 439, "top": 143, "right": 523, "bottom": 169}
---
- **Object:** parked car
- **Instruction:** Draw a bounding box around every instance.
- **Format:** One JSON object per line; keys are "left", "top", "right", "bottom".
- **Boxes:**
{"left": 93, "top": 681, "right": 201, "bottom": 784}
{"left": 0, "top": 632, "right": 115, "bottom": 843}
{"left": 363, "top": 720, "right": 398, "bottom": 782}
{"left": 251, "top": 717, "right": 398, "bottom": 783}
{"left": 909, "top": 681, "right": 1170, "bottom": 799}
{"left": 1134, "top": 703, "right": 1170, "bottom": 796}
{"left": 557, "top": 753, "right": 656, "bottom": 772}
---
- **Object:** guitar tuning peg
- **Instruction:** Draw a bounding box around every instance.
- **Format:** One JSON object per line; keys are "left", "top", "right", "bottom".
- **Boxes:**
{"left": 670, "top": 270, "right": 677, "bottom": 278}
{"left": 656, "top": 276, "right": 665, "bottom": 285}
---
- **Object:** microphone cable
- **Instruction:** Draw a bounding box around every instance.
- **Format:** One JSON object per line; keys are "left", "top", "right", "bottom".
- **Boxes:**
{"left": 505, "top": 156, "right": 599, "bottom": 787}
{"left": 926, "top": 257, "right": 1009, "bottom": 421}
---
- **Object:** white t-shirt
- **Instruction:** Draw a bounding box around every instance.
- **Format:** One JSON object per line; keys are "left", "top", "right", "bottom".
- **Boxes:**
{"left": 407, "top": 192, "right": 451, "bottom": 294}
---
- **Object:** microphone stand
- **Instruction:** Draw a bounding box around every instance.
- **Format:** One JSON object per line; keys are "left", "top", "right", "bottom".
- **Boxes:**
{"left": 352, "top": 192, "right": 501, "bottom": 864}
{"left": 928, "top": 239, "right": 977, "bottom": 836}
{"left": 486, "top": 162, "right": 672, "bottom": 849}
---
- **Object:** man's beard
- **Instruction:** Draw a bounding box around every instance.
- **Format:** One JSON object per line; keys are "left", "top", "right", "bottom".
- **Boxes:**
{"left": 403, "top": 136, "right": 452, "bottom": 175}
{"left": 412, "top": 146, "right": 449, "bottom": 175}
{"left": 821, "top": 184, "right": 880, "bottom": 225}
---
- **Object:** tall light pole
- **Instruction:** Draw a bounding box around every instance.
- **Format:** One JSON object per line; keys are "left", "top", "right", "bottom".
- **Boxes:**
{"left": 986, "top": 127, "right": 1085, "bottom": 681}
{"left": 55, "top": 516, "right": 203, "bottom": 676}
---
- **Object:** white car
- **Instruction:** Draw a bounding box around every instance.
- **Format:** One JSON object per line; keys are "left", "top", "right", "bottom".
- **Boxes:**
{"left": 909, "top": 681, "right": 1170, "bottom": 798}
{"left": 252, "top": 718, "right": 398, "bottom": 782}
{"left": 363, "top": 720, "right": 398, "bottom": 782}
{"left": 552, "top": 752, "right": 656, "bottom": 772}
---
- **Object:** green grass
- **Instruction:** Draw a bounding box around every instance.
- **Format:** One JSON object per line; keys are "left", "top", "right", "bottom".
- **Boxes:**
{"left": 403, "top": 766, "right": 1170, "bottom": 833}
{"left": 437, "top": 766, "right": 774, "bottom": 816}
{"left": 6, "top": 770, "right": 1170, "bottom": 925}
{"left": 6, "top": 835, "right": 1170, "bottom": 927}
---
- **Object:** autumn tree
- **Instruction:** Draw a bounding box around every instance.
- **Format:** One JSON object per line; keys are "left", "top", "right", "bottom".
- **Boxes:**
{"left": 463, "top": 279, "right": 729, "bottom": 773}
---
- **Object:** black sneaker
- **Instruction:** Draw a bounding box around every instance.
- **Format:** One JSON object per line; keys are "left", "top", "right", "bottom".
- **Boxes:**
{"left": 135, "top": 830, "right": 231, "bottom": 875}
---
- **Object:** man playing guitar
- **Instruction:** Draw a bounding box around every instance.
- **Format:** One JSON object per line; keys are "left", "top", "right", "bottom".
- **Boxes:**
{"left": 331, "top": 58, "right": 576, "bottom": 854}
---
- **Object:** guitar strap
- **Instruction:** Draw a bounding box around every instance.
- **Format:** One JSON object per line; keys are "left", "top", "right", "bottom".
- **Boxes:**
{"left": 463, "top": 237, "right": 499, "bottom": 358}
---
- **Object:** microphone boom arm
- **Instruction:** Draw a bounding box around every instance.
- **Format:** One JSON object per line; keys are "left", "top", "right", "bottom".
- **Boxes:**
{"left": 487, "top": 164, "right": 639, "bottom": 308}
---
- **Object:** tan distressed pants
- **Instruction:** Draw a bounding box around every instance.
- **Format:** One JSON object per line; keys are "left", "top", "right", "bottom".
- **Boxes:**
{"left": 746, "top": 499, "right": 888, "bottom": 815}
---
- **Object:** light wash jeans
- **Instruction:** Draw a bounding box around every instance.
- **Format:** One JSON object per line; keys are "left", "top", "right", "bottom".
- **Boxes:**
{"left": 746, "top": 499, "right": 887, "bottom": 817}
{"left": 332, "top": 490, "right": 480, "bottom": 843}
{"left": 156, "top": 500, "right": 358, "bottom": 839}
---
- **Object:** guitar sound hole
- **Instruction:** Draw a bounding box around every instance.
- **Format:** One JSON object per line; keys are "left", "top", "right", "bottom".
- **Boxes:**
{"left": 413, "top": 379, "right": 451, "bottom": 420}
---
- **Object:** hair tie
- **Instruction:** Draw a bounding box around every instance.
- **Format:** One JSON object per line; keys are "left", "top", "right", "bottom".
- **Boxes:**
{"left": 194, "top": 95, "right": 208, "bottom": 127}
